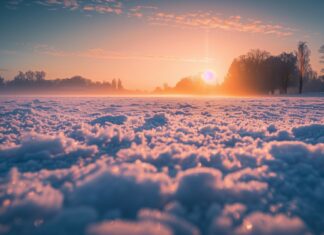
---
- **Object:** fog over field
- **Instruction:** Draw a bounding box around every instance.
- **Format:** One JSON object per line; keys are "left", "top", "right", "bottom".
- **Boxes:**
{"left": 0, "top": 97, "right": 323, "bottom": 235}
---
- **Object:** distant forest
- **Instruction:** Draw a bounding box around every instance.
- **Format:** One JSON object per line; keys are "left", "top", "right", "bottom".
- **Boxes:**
{"left": 1, "top": 42, "right": 324, "bottom": 95}
{"left": 155, "top": 42, "right": 324, "bottom": 95}
{"left": 0, "top": 71, "right": 132, "bottom": 95}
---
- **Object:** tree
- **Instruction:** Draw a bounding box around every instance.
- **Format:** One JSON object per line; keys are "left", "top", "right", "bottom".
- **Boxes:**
{"left": 279, "top": 52, "right": 297, "bottom": 94}
{"left": 174, "top": 76, "right": 207, "bottom": 94}
{"left": 319, "top": 45, "right": 324, "bottom": 75}
{"left": 35, "top": 71, "right": 46, "bottom": 81}
{"left": 10, "top": 70, "right": 46, "bottom": 87}
{"left": 111, "top": 78, "right": 117, "bottom": 89}
{"left": 0, "top": 70, "right": 132, "bottom": 94}
{"left": 0, "top": 75, "right": 4, "bottom": 87}
{"left": 264, "top": 56, "right": 282, "bottom": 94}
{"left": 117, "top": 79, "right": 123, "bottom": 90}
{"left": 296, "top": 41, "right": 311, "bottom": 94}
{"left": 224, "top": 49, "right": 273, "bottom": 94}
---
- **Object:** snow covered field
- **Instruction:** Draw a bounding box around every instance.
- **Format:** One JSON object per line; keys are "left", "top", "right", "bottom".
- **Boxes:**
{"left": 0, "top": 96, "right": 323, "bottom": 235}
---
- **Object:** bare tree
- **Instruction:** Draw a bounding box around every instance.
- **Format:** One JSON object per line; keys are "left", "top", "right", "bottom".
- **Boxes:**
{"left": 35, "top": 71, "right": 46, "bottom": 81}
{"left": 296, "top": 42, "right": 311, "bottom": 94}
{"left": 319, "top": 44, "right": 324, "bottom": 75}
{"left": 0, "top": 75, "right": 4, "bottom": 87}
{"left": 245, "top": 49, "right": 271, "bottom": 65}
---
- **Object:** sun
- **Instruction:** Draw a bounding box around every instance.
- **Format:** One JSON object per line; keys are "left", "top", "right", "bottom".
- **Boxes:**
{"left": 201, "top": 69, "right": 218, "bottom": 85}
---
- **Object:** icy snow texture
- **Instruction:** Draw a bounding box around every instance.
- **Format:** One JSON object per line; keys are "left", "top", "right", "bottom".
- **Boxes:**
{"left": 0, "top": 97, "right": 323, "bottom": 235}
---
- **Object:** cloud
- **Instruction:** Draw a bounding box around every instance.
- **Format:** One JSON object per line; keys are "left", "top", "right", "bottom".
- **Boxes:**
{"left": 128, "top": 5, "right": 159, "bottom": 18}
{"left": 144, "top": 11, "right": 295, "bottom": 37}
{"left": 83, "top": 4, "right": 122, "bottom": 15}
{"left": 38, "top": 0, "right": 79, "bottom": 10}
{"left": 5, "top": 0, "right": 24, "bottom": 9}
{"left": 9, "top": 1, "right": 295, "bottom": 37}
{"left": 34, "top": 44, "right": 217, "bottom": 63}
{"left": 36, "top": 0, "right": 123, "bottom": 13}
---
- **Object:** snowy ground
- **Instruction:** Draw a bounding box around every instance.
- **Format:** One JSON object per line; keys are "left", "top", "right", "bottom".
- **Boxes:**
{"left": 0, "top": 96, "right": 323, "bottom": 235}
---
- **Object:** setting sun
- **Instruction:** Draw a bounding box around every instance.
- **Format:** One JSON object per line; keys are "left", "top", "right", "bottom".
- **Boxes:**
{"left": 202, "top": 69, "right": 218, "bottom": 85}
{"left": 0, "top": 1, "right": 324, "bottom": 235}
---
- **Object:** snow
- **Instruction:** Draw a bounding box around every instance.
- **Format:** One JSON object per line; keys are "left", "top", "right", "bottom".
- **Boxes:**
{"left": 0, "top": 96, "right": 323, "bottom": 235}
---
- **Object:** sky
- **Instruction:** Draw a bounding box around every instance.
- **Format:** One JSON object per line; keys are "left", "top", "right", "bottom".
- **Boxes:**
{"left": 0, "top": 0, "right": 323, "bottom": 90}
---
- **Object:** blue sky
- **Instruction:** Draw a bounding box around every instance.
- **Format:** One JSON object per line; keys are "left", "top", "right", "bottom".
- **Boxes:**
{"left": 0, "top": 0, "right": 323, "bottom": 89}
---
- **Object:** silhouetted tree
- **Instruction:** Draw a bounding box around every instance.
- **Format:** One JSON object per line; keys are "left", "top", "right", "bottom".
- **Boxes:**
{"left": 8, "top": 70, "right": 47, "bottom": 88}
{"left": 13, "top": 71, "right": 26, "bottom": 84}
{"left": 279, "top": 52, "right": 297, "bottom": 94}
{"left": 60, "top": 76, "right": 91, "bottom": 87}
{"left": 304, "top": 71, "right": 324, "bottom": 92}
{"left": 264, "top": 56, "right": 282, "bottom": 94}
{"left": 163, "top": 83, "right": 170, "bottom": 90}
{"left": 319, "top": 44, "right": 324, "bottom": 75}
{"left": 296, "top": 41, "right": 311, "bottom": 94}
{"left": 35, "top": 71, "right": 46, "bottom": 81}
{"left": 0, "top": 75, "right": 4, "bottom": 87}
{"left": 1, "top": 70, "right": 127, "bottom": 94}
{"left": 174, "top": 76, "right": 208, "bottom": 94}
{"left": 154, "top": 86, "right": 163, "bottom": 93}
{"left": 224, "top": 49, "right": 299, "bottom": 94}
{"left": 112, "top": 79, "right": 117, "bottom": 90}
{"left": 224, "top": 49, "right": 274, "bottom": 94}
{"left": 117, "top": 78, "right": 123, "bottom": 90}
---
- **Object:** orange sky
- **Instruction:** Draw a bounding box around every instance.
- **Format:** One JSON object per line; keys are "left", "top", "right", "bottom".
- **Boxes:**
{"left": 0, "top": 0, "right": 323, "bottom": 90}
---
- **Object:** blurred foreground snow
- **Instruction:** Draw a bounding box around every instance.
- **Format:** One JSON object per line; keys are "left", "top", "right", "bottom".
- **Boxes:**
{"left": 0, "top": 97, "right": 323, "bottom": 235}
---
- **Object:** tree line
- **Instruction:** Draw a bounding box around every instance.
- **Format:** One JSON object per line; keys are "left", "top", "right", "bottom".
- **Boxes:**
{"left": 0, "top": 71, "right": 125, "bottom": 94}
{"left": 223, "top": 42, "right": 324, "bottom": 94}
{"left": 320, "top": 44, "right": 324, "bottom": 75}
{"left": 154, "top": 42, "right": 324, "bottom": 95}
{"left": 1, "top": 42, "right": 323, "bottom": 95}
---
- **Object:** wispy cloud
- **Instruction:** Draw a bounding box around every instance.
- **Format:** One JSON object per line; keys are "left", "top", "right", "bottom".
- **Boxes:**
{"left": 0, "top": 49, "right": 17, "bottom": 55}
{"left": 34, "top": 44, "right": 216, "bottom": 63}
{"left": 143, "top": 11, "right": 295, "bottom": 37}
{"left": 128, "top": 5, "right": 158, "bottom": 18}
{"left": 83, "top": 4, "right": 122, "bottom": 15}
{"left": 8, "top": 1, "right": 296, "bottom": 37}
{"left": 37, "top": 0, "right": 79, "bottom": 10}
{"left": 5, "top": 0, "right": 24, "bottom": 9}
{"left": 319, "top": 45, "right": 324, "bottom": 53}
{"left": 35, "top": 0, "right": 123, "bottom": 13}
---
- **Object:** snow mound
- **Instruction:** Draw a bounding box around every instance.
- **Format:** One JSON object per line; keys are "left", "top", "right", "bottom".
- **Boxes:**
{"left": 0, "top": 96, "right": 323, "bottom": 235}
{"left": 90, "top": 115, "right": 127, "bottom": 125}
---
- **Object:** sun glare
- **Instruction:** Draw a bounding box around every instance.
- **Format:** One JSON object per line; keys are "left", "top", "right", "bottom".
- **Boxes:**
{"left": 202, "top": 69, "right": 217, "bottom": 85}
